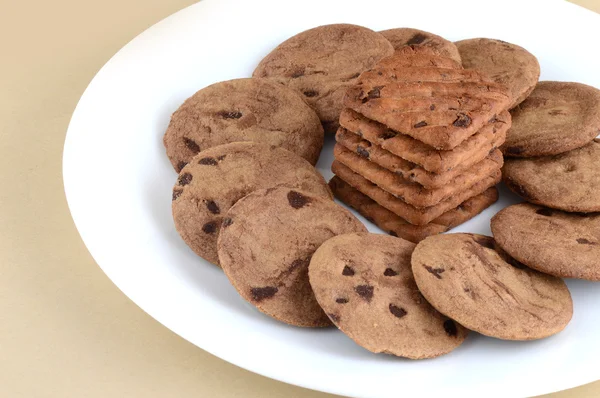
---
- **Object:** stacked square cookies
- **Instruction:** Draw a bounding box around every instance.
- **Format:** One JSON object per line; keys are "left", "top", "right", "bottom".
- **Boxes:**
{"left": 330, "top": 46, "right": 513, "bottom": 242}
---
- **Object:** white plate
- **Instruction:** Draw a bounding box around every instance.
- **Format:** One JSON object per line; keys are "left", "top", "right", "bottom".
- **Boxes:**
{"left": 63, "top": 0, "right": 600, "bottom": 396}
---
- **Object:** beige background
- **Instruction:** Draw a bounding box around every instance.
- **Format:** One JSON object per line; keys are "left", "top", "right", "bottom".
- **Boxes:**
{"left": 1, "top": 0, "right": 599, "bottom": 397}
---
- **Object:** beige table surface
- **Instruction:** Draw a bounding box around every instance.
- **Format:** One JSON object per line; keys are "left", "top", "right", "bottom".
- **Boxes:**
{"left": 2, "top": 0, "right": 599, "bottom": 397}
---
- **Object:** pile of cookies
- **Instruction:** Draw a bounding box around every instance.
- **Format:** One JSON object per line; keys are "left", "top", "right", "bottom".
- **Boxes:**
{"left": 163, "top": 23, "right": 600, "bottom": 359}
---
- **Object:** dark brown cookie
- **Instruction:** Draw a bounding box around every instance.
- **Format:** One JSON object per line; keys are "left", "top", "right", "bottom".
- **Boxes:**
{"left": 344, "top": 47, "right": 512, "bottom": 149}
{"left": 503, "top": 139, "right": 600, "bottom": 212}
{"left": 172, "top": 142, "right": 332, "bottom": 265}
{"left": 329, "top": 176, "right": 498, "bottom": 243}
{"left": 338, "top": 108, "right": 510, "bottom": 173}
{"left": 379, "top": 28, "right": 461, "bottom": 64}
{"left": 308, "top": 232, "right": 468, "bottom": 358}
{"left": 253, "top": 24, "right": 394, "bottom": 133}
{"left": 491, "top": 203, "right": 600, "bottom": 280}
{"left": 164, "top": 78, "right": 324, "bottom": 172}
{"left": 501, "top": 81, "right": 600, "bottom": 157}
{"left": 412, "top": 233, "right": 573, "bottom": 340}
{"left": 455, "top": 38, "right": 540, "bottom": 109}
{"left": 217, "top": 187, "right": 366, "bottom": 327}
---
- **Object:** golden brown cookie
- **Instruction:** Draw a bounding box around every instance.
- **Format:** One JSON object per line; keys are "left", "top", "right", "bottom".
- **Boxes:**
{"left": 344, "top": 47, "right": 511, "bottom": 150}
{"left": 412, "top": 233, "right": 573, "bottom": 340}
{"left": 456, "top": 38, "right": 540, "bottom": 109}
{"left": 253, "top": 24, "right": 393, "bottom": 133}
{"left": 334, "top": 144, "right": 502, "bottom": 207}
{"left": 379, "top": 28, "right": 461, "bottom": 64}
{"left": 217, "top": 187, "right": 366, "bottom": 327}
{"left": 329, "top": 176, "right": 498, "bottom": 243}
{"left": 501, "top": 81, "right": 600, "bottom": 157}
{"left": 172, "top": 142, "right": 331, "bottom": 265}
{"left": 338, "top": 108, "right": 510, "bottom": 173}
{"left": 491, "top": 203, "right": 600, "bottom": 280}
{"left": 503, "top": 139, "right": 600, "bottom": 212}
{"left": 332, "top": 161, "right": 501, "bottom": 225}
{"left": 164, "top": 78, "right": 324, "bottom": 172}
{"left": 308, "top": 232, "right": 468, "bottom": 358}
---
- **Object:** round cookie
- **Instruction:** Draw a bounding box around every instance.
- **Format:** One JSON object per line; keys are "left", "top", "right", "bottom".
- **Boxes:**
{"left": 379, "top": 28, "right": 461, "bottom": 64}
{"left": 164, "top": 78, "right": 324, "bottom": 172}
{"left": 172, "top": 142, "right": 332, "bottom": 265}
{"left": 503, "top": 139, "right": 600, "bottom": 212}
{"left": 253, "top": 24, "right": 394, "bottom": 133}
{"left": 491, "top": 203, "right": 600, "bottom": 281}
{"left": 217, "top": 187, "right": 366, "bottom": 327}
{"left": 501, "top": 81, "right": 600, "bottom": 157}
{"left": 455, "top": 38, "right": 540, "bottom": 109}
{"left": 411, "top": 233, "right": 573, "bottom": 340}
{"left": 308, "top": 233, "right": 468, "bottom": 359}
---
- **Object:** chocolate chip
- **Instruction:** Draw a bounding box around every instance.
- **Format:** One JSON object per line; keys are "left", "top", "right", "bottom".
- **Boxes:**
{"left": 506, "top": 146, "right": 524, "bottom": 155}
{"left": 549, "top": 109, "right": 566, "bottom": 116}
{"left": 342, "top": 265, "right": 355, "bottom": 276}
{"left": 380, "top": 131, "right": 398, "bottom": 140}
{"left": 303, "top": 90, "right": 318, "bottom": 97}
{"left": 535, "top": 208, "right": 553, "bottom": 217}
{"left": 473, "top": 236, "right": 495, "bottom": 249}
{"left": 218, "top": 111, "right": 243, "bottom": 119}
{"left": 414, "top": 121, "right": 428, "bottom": 128}
{"left": 361, "top": 86, "right": 383, "bottom": 103}
{"left": 287, "top": 190, "right": 310, "bottom": 209}
{"left": 453, "top": 113, "right": 472, "bottom": 128}
{"left": 406, "top": 33, "right": 427, "bottom": 45}
{"left": 183, "top": 138, "right": 200, "bottom": 153}
{"left": 389, "top": 304, "right": 407, "bottom": 319}
{"left": 198, "top": 157, "right": 218, "bottom": 166}
{"left": 178, "top": 173, "right": 193, "bottom": 186}
{"left": 222, "top": 218, "right": 233, "bottom": 228}
{"left": 377, "top": 71, "right": 383, "bottom": 76}
{"left": 336, "top": 298, "right": 349, "bottom": 304}
{"left": 354, "top": 285, "right": 374, "bottom": 302}
{"left": 205, "top": 200, "right": 220, "bottom": 214}
{"left": 577, "top": 238, "right": 597, "bottom": 245}
{"left": 430, "top": 104, "right": 436, "bottom": 111}
{"left": 328, "top": 313, "right": 340, "bottom": 323}
{"left": 172, "top": 189, "right": 182, "bottom": 201}
{"left": 217, "top": 155, "right": 226, "bottom": 161}
{"left": 389, "top": 231, "right": 398, "bottom": 237}
{"left": 202, "top": 221, "right": 217, "bottom": 234}
{"left": 176, "top": 161, "right": 188, "bottom": 172}
{"left": 356, "top": 147, "right": 369, "bottom": 158}
{"left": 251, "top": 286, "right": 278, "bottom": 302}
{"left": 290, "top": 68, "right": 305, "bottom": 78}
{"left": 383, "top": 268, "right": 398, "bottom": 276}
{"left": 443, "top": 319, "right": 458, "bottom": 337}
{"left": 424, "top": 265, "right": 445, "bottom": 279}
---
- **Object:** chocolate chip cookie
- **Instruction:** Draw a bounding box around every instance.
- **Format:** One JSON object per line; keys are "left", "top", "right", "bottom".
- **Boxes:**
{"left": 503, "top": 139, "right": 600, "bottom": 212}
{"left": 492, "top": 203, "right": 600, "bottom": 280}
{"left": 412, "top": 233, "right": 573, "bottom": 340}
{"left": 217, "top": 187, "right": 366, "bottom": 327}
{"left": 379, "top": 28, "right": 461, "bottom": 64}
{"left": 164, "top": 78, "right": 324, "bottom": 172}
{"left": 501, "top": 81, "right": 600, "bottom": 157}
{"left": 330, "top": 175, "right": 498, "bottom": 242}
{"left": 253, "top": 24, "right": 394, "bottom": 133}
{"left": 308, "top": 232, "right": 468, "bottom": 358}
{"left": 172, "top": 142, "right": 332, "bottom": 265}
{"left": 455, "top": 38, "right": 540, "bottom": 109}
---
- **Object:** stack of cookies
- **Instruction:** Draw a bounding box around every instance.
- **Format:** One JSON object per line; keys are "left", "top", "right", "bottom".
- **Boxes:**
{"left": 330, "top": 46, "right": 512, "bottom": 242}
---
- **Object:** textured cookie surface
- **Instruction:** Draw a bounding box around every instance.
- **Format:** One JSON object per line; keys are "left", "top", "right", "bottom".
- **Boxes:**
{"left": 503, "top": 139, "right": 600, "bottom": 212}
{"left": 344, "top": 46, "right": 511, "bottom": 150}
{"left": 379, "top": 28, "right": 461, "bottom": 63}
{"left": 329, "top": 176, "right": 498, "bottom": 243}
{"left": 501, "top": 81, "right": 600, "bottom": 157}
{"left": 412, "top": 233, "right": 573, "bottom": 340}
{"left": 217, "top": 187, "right": 366, "bottom": 327}
{"left": 309, "top": 232, "right": 468, "bottom": 358}
{"left": 253, "top": 24, "right": 393, "bottom": 133}
{"left": 172, "top": 142, "right": 331, "bottom": 265}
{"left": 491, "top": 203, "right": 600, "bottom": 280}
{"left": 164, "top": 78, "right": 324, "bottom": 171}
{"left": 339, "top": 108, "right": 510, "bottom": 173}
{"left": 456, "top": 38, "right": 540, "bottom": 109}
